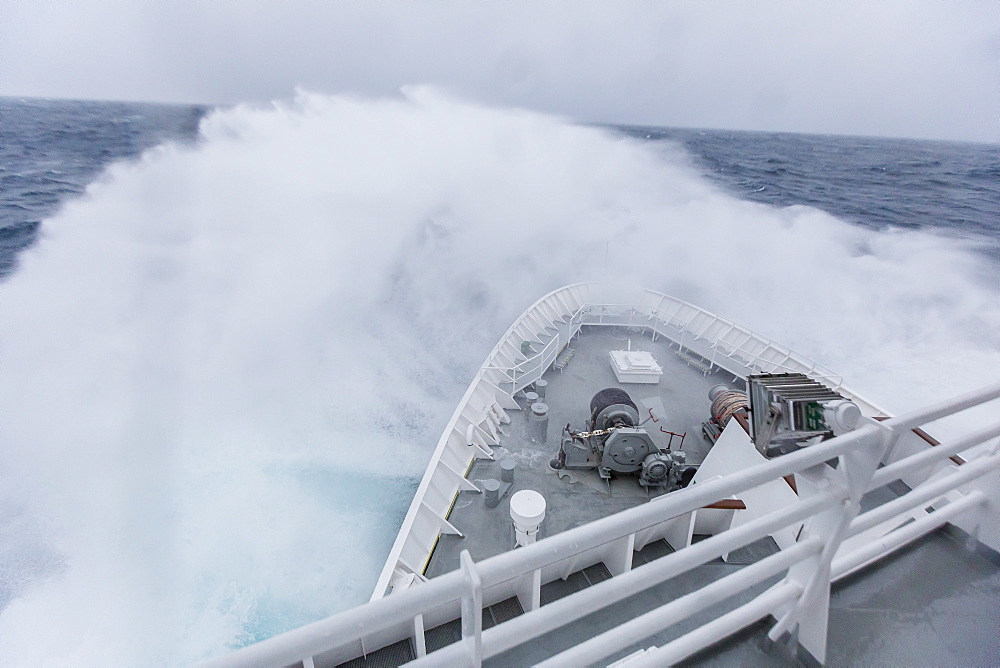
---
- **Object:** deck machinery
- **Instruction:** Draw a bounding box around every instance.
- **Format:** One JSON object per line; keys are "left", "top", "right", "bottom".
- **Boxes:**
{"left": 702, "top": 373, "right": 863, "bottom": 458}
{"left": 550, "top": 387, "right": 696, "bottom": 490}
{"left": 746, "top": 373, "right": 862, "bottom": 457}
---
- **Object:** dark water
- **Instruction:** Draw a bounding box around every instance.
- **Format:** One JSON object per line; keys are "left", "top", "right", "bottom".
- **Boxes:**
{"left": 618, "top": 125, "right": 1000, "bottom": 260}
{"left": 0, "top": 97, "right": 207, "bottom": 276}
{"left": 0, "top": 95, "right": 997, "bottom": 663}
{"left": 2, "top": 98, "right": 997, "bottom": 281}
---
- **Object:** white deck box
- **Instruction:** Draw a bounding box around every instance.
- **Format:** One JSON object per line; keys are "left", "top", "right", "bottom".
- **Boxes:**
{"left": 609, "top": 350, "right": 663, "bottom": 384}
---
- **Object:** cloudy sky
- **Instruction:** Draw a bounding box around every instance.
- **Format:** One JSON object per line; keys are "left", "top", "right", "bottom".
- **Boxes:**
{"left": 2, "top": 0, "right": 997, "bottom": 142}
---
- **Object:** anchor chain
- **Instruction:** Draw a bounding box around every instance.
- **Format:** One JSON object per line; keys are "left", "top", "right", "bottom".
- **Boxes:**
{"left": 571, "top": 425, "right": 625, "bottom": 439}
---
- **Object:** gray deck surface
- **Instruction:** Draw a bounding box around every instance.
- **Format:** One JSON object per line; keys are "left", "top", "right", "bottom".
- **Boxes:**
{"left": 428, "top": 327, "right": 727, "bottom": 577}
{"left": 486, "top": 526, "right": 1000, "bottom": 667}
{"left": 352, "top": 326, "right": 1000, "bottom": 667}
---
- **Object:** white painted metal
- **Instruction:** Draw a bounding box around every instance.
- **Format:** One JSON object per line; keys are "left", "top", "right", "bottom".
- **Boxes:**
{"left": 370, "top": 283, "right": 882, "bottom": 605}
{"left": 208, "top": 377, "right": 998, "bottom": 668}
{"left": 534, "top": 539, "right": 822, "bottom": 668}
{"left": 205, "top": 283, "right": 1000, "bottom": 668}
{"left": 609, "top": 349, "right": 663, "bottom": 383}
{"left": 459, "top": 551, "right": 482, "bottom": 667}
{"left": 638, "top": 581, "right": 804, "bottom": 666}
{"left": 869, "top": 422, "right": 1000, "bottom": 489}
{"left": 832, "top": 489, "right": 988, "bottom": 581}
{"left": 469, "top": 494, "right": 836, "bottom": 664}
{"left": 693, "top": 420, "right": 802, "bottom": 550}
{"left": 508, "top": 489, "right": 546, "bottom": 548}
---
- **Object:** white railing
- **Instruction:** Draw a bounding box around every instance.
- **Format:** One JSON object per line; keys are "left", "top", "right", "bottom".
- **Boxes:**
{"left": 480, "top": 284, "right": 850, "bottom": 401}
{"left": 573, "top": 300, "right": 845, "bottom": 392}
{"left": 208, "top": 380, "right": 1000, "bottom": 668}
{"left": 365, "top": 284, "right": 593, "bottom": 602}
{"left": 363, "top": 283, "right": 887, "bottom": 615}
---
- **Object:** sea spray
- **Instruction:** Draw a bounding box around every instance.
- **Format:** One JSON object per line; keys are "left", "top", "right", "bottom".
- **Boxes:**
{"left": 0, "top": 89, "right": 997, "bottom": 664}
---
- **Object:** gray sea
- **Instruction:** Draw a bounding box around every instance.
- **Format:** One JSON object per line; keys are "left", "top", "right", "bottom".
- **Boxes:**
{"left": 0, "top": 94, "right": 996, "bottom": 664}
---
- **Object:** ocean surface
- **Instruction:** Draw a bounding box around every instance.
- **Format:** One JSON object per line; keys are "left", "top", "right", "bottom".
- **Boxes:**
{"left": 0, "top": 92, "right": 997, "bottom": 664}
{"left": 4, "top": 99, "right": 998, "bottom": 281}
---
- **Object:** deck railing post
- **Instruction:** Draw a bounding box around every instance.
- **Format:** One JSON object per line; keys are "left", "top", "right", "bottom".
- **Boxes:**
{"left": 605, "top": 533, "right": 636, "bottom": 576}
{"left": 514, "top": 568, "right": 541, "bottom": 613}
{"left": 459, "top": 550, "right": 483, "bottom": 667}
{"left": 413, "top": 613, "right": 427, "bottom": 658}
{"left": 767, "top": 420, "right": 895, "bottom": 663}
{"left": 211, "top": 358, "right": 998, "bottom": 668}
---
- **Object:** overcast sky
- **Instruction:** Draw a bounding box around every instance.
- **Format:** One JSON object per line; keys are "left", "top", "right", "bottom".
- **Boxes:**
{"left": 2, "top": 1, "right": 997, "bottom": 142}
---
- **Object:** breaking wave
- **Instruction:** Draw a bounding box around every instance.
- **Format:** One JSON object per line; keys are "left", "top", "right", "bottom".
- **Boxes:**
{"left": 0, "top": 89, "right": 996, "bottom": 664}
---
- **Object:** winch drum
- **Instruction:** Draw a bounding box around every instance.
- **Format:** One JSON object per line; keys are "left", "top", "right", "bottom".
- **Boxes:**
{"left": 589, "top": 387, "right": 640, "bottom": 434}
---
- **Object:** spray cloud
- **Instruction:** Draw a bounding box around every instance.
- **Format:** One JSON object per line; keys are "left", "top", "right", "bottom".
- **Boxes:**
{"left": 0, "top": 89, "right": 996, "bottom": 664}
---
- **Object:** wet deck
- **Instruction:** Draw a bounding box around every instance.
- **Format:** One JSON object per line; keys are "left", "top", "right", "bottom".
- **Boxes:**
{"left": 426, "top": 326, "right": 727, "bottom": 578}
{"left": 354, "top": 325, "right": 1000, "bottom": 666}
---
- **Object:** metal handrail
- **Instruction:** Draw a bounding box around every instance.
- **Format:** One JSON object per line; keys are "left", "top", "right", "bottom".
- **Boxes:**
{"left": 209, "top": 380, "right": 1000, "bottom": 668}
{"left": 369, "top": 285, "right": 591, "bottom": 600}
{"left": 344, "top": 282, "right": 994, "bottom": 664}
{"left": 573, "top": 300, "right": 845, "bottom": 388}
{"left": 485, "top": 295, "right": 845, "bottom": 396}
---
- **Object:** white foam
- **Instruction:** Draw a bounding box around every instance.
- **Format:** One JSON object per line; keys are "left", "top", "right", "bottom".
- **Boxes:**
{"left": 0, "top": 89, "right": 996, "bottom": 664}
